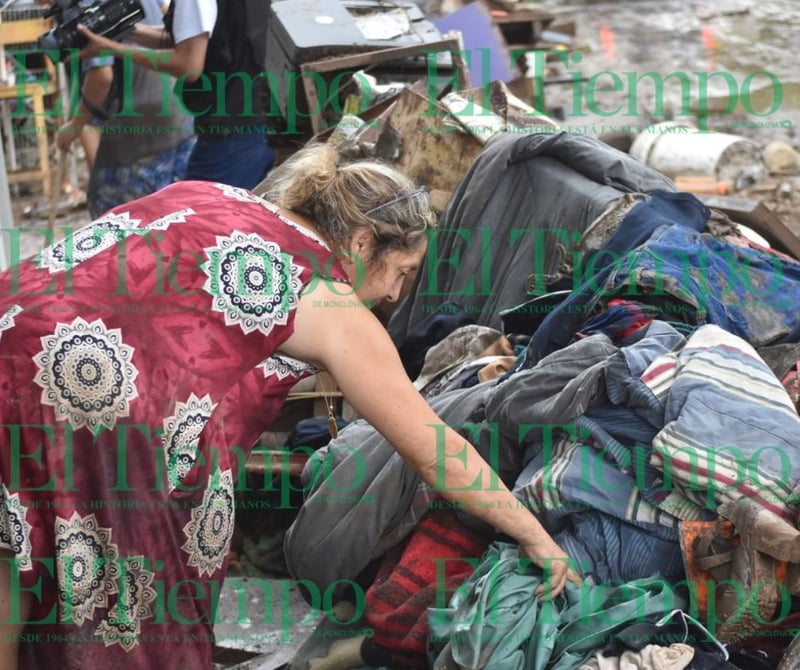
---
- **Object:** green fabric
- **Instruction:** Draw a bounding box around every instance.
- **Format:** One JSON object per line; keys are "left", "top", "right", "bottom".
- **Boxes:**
{"left": 428, "top": 542, "right": 687, "bottom": 670}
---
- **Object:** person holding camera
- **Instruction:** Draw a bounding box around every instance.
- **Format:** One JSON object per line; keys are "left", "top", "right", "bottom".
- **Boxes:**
{"left": 55, "top": 0, "right": 195, "bottom": 217}
{"left": 75, "top": 0, "right": 275, "bottom": 190}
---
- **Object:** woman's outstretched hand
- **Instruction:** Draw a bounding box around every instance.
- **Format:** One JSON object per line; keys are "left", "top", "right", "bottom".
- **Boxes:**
{"left": 519, "top": 535, "right": 583, "bottom": 602}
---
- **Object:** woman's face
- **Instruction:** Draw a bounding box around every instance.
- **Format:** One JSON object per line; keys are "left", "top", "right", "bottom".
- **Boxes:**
{"left": 345, "top": 233, "right": 427, "bottom": 305}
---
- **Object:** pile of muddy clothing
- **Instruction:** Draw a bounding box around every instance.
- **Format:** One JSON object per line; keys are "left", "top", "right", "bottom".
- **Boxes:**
{"left": 387, "top": 131, "right": 676, "bottom": 338}
{"left": 283, "top": 132, "right": 800, "bottom": 669}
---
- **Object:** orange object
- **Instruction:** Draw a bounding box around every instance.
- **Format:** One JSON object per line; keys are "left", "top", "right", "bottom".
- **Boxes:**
{"left": 599, "top": 20, "right": 617, "bottom": 61}
{"left": 679, "top": 520, "right": 729, "bottom": 616}
{"left": 679, "top": 519, "right": 789, "bottom": 618}
{"left": 700, "top": 26, "right": 716, "bottom": 51}
{"left": 674, "top": 175, "right": 732, "bottom": 195}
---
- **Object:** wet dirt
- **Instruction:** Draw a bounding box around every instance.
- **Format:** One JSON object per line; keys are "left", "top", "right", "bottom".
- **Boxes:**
{"left": 532, "top": 0, "right": 800, "bottom": 232}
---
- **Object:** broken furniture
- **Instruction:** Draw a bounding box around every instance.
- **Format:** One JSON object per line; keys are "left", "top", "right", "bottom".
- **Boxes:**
{"left": 0, "top": 6, "right": 58, "bottom": 197}
{"left": 266, "top": 0, "right": 467, "bottom": 135}
{"left": 698, "top": 194, "right": 800, "bottom": 262}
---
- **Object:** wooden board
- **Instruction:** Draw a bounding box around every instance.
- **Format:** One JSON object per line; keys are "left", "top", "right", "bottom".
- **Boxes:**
{"left": 698, "top": 194, "right": 800, "bottom": 262}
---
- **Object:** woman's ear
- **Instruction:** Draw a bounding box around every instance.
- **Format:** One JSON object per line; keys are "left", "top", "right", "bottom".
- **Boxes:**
{"left": 350, "top": 228, "right": 372, "bottom": 254}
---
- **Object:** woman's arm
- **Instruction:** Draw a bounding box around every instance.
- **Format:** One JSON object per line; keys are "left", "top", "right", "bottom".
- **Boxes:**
{"left": 282, "top": 282, "right": 580, "bottom": 599}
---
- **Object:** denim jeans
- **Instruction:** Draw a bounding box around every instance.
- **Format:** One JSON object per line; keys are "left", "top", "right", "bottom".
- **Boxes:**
{"left": 184, "top": 133, "right": 275, "bottom": 189}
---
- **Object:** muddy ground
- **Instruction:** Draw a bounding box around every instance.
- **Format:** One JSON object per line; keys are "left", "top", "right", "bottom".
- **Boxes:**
{"left": 533, "top": 0, "right": 800, "bottom": 231}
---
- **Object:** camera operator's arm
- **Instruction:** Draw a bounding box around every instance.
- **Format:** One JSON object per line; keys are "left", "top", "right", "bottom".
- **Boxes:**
{"left": 77, "top": 0, "right": 215, "bottom": 82}
{"left": 77, "top": 26, "right": 209, "bottom": 81}
{"left": 57, "top": 63, "right": 112, "bottom": 154}
{"left": 128, "top": 22, "right": 172, "bottom": 50}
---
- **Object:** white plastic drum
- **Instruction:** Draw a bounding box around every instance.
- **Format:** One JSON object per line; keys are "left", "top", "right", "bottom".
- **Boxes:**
{"left": 630, "top": 121, "right": 767, "bottom": 188}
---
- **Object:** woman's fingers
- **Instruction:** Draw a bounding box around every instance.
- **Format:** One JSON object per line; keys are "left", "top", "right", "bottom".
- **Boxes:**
{"left": 534, "top": 559, "right": 571, "bottom": 601}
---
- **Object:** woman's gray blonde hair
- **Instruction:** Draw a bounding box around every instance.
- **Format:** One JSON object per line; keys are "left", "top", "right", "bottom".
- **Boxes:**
{"left": 256, "top": 143, "right": 436, "bottom": 265}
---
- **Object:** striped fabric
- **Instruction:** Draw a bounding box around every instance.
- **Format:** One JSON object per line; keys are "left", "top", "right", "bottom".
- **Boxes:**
{"left": 651, "top": 326, "right": 800, "bottom": 521}
{"left": 518, "top": 434, "right": 682, "bottom": 527}
{"left": 511, "top": 323, "right": 800, "bottom": 583}
{"left": 364, "top": 508, "right": 491, "bottom": 667}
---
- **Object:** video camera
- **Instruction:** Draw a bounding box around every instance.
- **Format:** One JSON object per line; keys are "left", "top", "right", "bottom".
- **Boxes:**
{"left": 37, "top": 0, "right": 145, "bottom": 60}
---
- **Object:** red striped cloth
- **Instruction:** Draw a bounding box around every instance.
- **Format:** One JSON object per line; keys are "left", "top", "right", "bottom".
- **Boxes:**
{"left": 364, "top": 508, "right": 492, "bottom": 668}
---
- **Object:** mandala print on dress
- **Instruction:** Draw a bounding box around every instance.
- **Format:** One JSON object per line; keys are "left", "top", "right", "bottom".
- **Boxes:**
{"left": 145, "top": 208, "right": 196, "bottom": 231}
{"left": 201, "top": 231, "right": 304, "bottom": 337}
{"left": 33, "top": 317, "right": 139, "bottom": 431}
{"left": 162, "top": 392, "right": 218, "bottom": 492}
{"left": 181, "top": 468, "right": 235, "bottom": 577}
{"left": 259, "top": 353, "right": 318, "bottom": 380}
{"left": 95, "top": 556, "right": 157, "bottom": 652}
{"left": 0, "top": 484, "right": 33, "bottom": 571}
{"left": 213, "top": 182, "right": 268, "bottom": 205}
{"left": 38, "top": 212, "right": 142, "bottom": 273}
{"left": 0, "top": 304, "right": 22, "bottom": 343}
{"left": 55, "top": 512, "right": 121, "bottom": 626}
